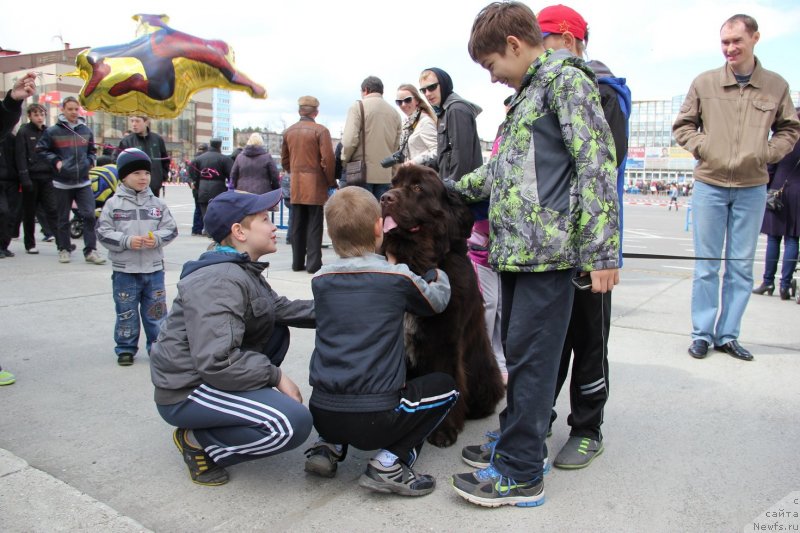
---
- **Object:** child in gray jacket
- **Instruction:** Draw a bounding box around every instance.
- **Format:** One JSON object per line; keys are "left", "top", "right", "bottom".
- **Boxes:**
{"left": 97, "top": 148, "right": 178, "bottom": 366}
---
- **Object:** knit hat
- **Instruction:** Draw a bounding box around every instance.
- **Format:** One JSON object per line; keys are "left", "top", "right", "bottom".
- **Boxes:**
{"left": 116, "top": 148, "right": 152, "bottom": 179}
{"left": 538, "top": 4, "right": 588, "bottom": 41}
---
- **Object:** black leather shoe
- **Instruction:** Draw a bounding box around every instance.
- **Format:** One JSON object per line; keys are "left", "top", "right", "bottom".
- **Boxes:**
{"left": 714, "top": 340, "right": 754, "bottom": 361}
{"left": 688, "top": 340, "right": 709, "bottom": 359}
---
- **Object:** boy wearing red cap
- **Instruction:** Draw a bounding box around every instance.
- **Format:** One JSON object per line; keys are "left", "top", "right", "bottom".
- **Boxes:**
{"left": 537, "top": 3, "right": 632, "bottom": 471}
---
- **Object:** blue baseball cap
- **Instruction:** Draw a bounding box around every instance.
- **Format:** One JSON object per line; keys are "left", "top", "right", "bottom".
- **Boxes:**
{"left": 204, "top": 189, "right": 282, "bottom": 242}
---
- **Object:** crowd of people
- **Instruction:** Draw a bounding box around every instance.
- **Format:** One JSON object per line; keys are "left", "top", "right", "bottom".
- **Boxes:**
{"left": 1, "top": 1, "right": 799, "bottom": 512}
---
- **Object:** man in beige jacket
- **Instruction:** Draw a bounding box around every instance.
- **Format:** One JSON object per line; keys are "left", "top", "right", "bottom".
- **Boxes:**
{"left": 673, "top": 14, "right": 800, "bottom": 362}
{"left": 341, "top": 76, "right": 402, "bottom": 201}
{"left": 281, "top": 96, "right": 336, "bottom": 274}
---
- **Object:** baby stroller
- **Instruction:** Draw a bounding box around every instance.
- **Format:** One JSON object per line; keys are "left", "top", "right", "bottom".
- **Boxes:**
{"left": 70, "top": 164, "right": 119, "bottom": 239}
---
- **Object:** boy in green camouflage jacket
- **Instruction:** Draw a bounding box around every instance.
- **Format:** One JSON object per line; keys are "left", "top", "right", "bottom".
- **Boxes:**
{"left": 451, "top": 1, "right": 620, "bottom": 508}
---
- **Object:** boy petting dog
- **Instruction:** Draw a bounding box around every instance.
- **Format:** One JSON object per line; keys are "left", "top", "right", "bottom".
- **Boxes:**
{"left": 450, "top": 1, "right": 620, "bottom": 507}
{"left": 305, "top": 186, "right": 458, "bottom": 496}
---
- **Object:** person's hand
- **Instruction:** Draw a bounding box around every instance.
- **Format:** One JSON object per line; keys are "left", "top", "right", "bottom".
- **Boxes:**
{"left": 10, "top": 73, "right": 36, "bottom": 101}
{"left": 589, "top": 268, "right": 620, "bottom": 293}
{"left": 142, "top": 232, "right": 156, "bottom": 248}
{"left": 55, "top": 161, "right": 62, "bottom": 172}
{"left": 276, "top": 373, "right": 303, "bottom": 404}
{"left": 20, "top": 180, "right": 33, "bottom": 193}
{"left": 129, "top": 236, "right": 144, "bottom": 249}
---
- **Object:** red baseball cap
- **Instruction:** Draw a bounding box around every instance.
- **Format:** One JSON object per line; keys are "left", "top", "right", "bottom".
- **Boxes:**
{"left": 538, "top": 4, "right": 588, "bottom": 41}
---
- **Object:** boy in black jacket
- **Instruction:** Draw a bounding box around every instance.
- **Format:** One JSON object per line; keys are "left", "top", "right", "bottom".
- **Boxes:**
{"left": 305, "top": 186, "right": 458, "bottom": 496}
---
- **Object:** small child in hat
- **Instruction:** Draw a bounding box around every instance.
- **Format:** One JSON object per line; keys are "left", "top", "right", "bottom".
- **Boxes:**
{"left": 96, "top": 148, "right": 178, "bottom": 366}
{"left": 149, "top": 189, "right": 315, "bottom": 486}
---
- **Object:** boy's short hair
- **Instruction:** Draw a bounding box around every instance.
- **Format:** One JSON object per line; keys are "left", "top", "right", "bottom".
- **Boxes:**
{"left": 61, "top": 96, "right": 80, "bottom": 108}
{"left": 325, "top": 187, "right": 381, "bottom": 258}
{"left": 468, "top": 1, "right": 542, "bottom": 62}
{"left": 27, "top": 103, "right": 45, "bottom": 115}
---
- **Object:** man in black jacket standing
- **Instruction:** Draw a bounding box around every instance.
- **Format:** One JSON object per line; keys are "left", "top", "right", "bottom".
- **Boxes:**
{"left": 15, "top": 104, "right": 58, "bottom": 254}
{"left": 193, "top": 138, "right": 233, "bottom": 221}
{"left": 117, "top": 115, "right": 170, "bottom": 197}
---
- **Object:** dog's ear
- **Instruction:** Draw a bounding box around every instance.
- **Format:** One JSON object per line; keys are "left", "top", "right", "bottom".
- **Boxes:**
{"left": 445, "top": 188, "right": 474, "bottom": 239}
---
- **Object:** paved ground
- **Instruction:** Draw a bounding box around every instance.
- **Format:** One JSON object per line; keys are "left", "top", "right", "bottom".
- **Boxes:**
{"left": 1, "top": 186, "right": 798, "bottom": 532}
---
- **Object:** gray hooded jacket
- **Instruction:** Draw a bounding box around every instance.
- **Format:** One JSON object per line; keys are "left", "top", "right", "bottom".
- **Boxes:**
{"left": 96, "top": 183, "right": 178, "bottom": 273}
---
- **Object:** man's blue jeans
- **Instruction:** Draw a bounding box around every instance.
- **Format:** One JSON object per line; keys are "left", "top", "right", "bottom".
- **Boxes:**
{"left": 112, "top": 271, "right": 167, "bottom": 356}
{"left": 691, "top": 181, "right": 766, "bottom": 345}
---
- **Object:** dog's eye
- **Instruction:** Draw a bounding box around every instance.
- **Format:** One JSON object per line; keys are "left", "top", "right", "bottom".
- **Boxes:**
{"left": 412, "top": 184, "right": 423, "bottom": 193}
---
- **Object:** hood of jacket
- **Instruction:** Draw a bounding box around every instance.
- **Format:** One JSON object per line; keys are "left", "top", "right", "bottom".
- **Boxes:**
{"left": 56, "top": 114, "right": 87, "bottom": 128}
{"left": 180, "top": 249, "right": 268, "bottom": 279}
{"left": 114, "top": 182, "right": 155, "bottom": 205}
{"left": 243, "top": 144, "right": 267, "bottom": 157}
{"left": 442, "top": 92, "right": 482, "bottom": 118}
{"left": 586, "top": 59, "right": 614, "bottom": 78}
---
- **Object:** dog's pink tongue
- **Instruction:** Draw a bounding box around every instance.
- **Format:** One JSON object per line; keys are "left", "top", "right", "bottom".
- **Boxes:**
{"left": 383, "top": 216, "right": 398, "bottom": 233}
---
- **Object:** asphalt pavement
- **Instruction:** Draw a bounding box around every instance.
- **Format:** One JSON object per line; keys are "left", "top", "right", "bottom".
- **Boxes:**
{"left": 1, "top": 186, "right": 798, "bottom": 532}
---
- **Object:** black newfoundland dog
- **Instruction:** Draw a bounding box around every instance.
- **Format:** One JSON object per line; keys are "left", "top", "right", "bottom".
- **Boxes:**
{"left": 380, "top": 165, "right": 505, "bottom": 447}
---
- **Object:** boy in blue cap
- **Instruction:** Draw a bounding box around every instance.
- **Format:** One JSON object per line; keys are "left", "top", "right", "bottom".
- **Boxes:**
{"left": 149, "top": 189, "right": 315, "bottom": 486}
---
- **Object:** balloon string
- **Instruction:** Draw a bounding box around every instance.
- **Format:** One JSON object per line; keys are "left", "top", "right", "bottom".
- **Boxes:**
{"left": 58, "top": 121, "right": 218, "bottom": 179}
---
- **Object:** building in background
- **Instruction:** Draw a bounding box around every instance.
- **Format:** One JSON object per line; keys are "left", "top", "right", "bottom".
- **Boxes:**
{"left": 625, "top": 91, "right": 800, "bottom": 190}
{"left": 0, "top": 46, "right": 214, "bottom": 163}
{"left": 212, "top": 89, "right": 233, "bottom": 153}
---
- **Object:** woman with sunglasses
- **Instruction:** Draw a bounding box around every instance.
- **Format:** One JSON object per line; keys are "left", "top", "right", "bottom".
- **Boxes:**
{"left": 395, "top": 84, "right": 437, "bottom": 168}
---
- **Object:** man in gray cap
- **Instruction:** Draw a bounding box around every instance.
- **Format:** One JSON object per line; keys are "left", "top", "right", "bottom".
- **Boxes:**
{"left": 281, "top": 96, "right": 336, "bottom": 273}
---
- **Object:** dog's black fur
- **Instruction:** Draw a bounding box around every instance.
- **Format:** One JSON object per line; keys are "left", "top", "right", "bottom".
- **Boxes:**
{"left": 380, "top": 165, "right": 505, "bottom": 447}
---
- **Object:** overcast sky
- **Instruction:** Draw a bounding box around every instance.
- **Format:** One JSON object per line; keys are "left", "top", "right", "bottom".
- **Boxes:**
{"left": 2, "top": 0, "right": 798, "bottom": 141}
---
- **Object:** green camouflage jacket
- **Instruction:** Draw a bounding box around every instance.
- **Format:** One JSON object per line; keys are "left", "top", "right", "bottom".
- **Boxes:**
{"left": 456, "top": 49, "right": 620, "bottom": 273}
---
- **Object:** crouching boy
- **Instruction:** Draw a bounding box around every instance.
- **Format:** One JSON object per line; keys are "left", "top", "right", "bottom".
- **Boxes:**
{"left": 150, "top": 189, "right": 315, "bottom": 486}
{"left": 304, "top": 186, "right": 458, "bottom": 496}
{"left": 96, "top": 148, "right": 177, "bottom": 366}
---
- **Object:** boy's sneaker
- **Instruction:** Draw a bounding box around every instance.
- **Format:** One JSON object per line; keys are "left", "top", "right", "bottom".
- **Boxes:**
{"left": 1, "top": 249, "right": 15, "bottom": 257}
{"left": 462, "top": 438, "right": 551, "bottom": 474}
{"left": 42, "top": 235, "right": 55, "bottom": 242}
{"left": 172, "top": 428, "right": 229, "bottom": 486}
{"left": 0, "top": 370, "right": 16, "bottom": 386}
{"left": 451, "top": 465, "right": 544, "bottom": 508}
{"left": 26, "top": 248, "right": 39, "bottom": 254}
{"left": 58, "top": 250, "right": 70, "bottom": 263}
{"left": 358, "top": 458, "right": 435, "bottom": 497}
{"left": 461, "top": 439, "right": 498, "bottom": 468}
{"left": 553, "top": 436, "right": 604, "bottom": 469}
{"left": 304, "top": 441, "right": 347, "bottom": 478}
{"left": 117, "top": 353, "right": 134, "bottom": 366}
{"left": 84, "top": 250, "right": 106, "bottom": 265}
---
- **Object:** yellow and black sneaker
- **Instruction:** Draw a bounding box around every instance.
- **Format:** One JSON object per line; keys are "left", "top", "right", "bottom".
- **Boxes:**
{"left": 172, "top": 428, "right": 229, "bottom": 486}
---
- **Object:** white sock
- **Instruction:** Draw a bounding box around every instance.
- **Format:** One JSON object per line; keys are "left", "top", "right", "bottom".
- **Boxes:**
{"left": 317, "top": 438, "right": 343, "bottom": 454}
{"left": 374, "top": 449, "right": 399, "bottom": 468}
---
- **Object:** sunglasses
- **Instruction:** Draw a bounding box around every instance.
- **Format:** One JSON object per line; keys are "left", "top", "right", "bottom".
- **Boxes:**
{"left": 395, "top": 96, "right": 414, "bottom": 106}
{"left": 419, "top": 82, "right": 439, "bottom": 94}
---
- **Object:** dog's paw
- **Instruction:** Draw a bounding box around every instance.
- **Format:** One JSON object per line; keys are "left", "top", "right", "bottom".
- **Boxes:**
{"left": 427, "top": 427, "right": 458, "bottom": 448}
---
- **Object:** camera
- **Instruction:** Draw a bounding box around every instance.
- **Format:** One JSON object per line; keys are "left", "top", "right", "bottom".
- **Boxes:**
{"left": 380, "top": 150, "right": 405, "bottom": 168}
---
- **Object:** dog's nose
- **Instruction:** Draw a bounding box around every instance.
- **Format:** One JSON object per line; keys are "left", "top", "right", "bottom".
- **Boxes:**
{"left": 380, "top": 190, "right": 396, "bottom": 205}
